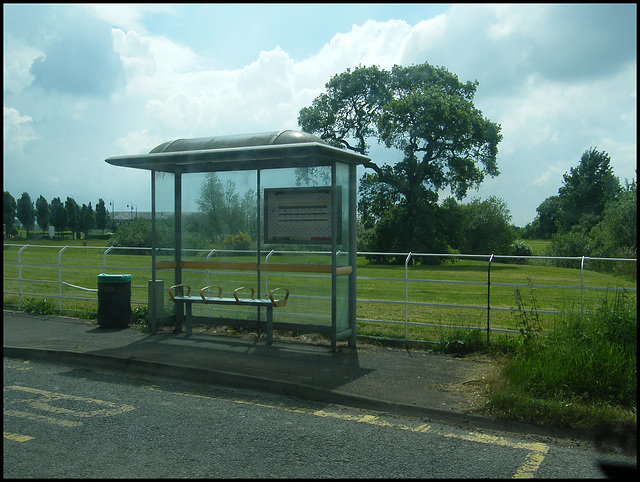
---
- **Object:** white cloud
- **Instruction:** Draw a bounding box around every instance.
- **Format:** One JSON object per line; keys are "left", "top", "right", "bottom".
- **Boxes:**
{"left": 3, "top": 107, "right": 38, "bottom": 152}
{"left": 532, "top": 164, "right": 565, "bottom": 188}
{"left": 2, "top": 4, "right": 636, "bottom": 227}
{"left": 116, "top": 129, "right": 165, "bottom": 156}
{"left": 114, "top": 18, "right": 417, "bottom": 137}
{"left": 3, "top": 35, "right": 44, "bottom": 95}
{"left": 401, "top": 14, "right": 448, "bottom": 57}
{"left": 84, "top": 4, "right": 177, "bottom": 34}
{"left": 312, "top": 19, "right": 410, "bottom": 73}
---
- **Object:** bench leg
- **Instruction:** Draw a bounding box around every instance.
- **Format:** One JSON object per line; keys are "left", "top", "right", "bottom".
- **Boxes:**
{"left": 173, "top": 301, "right": 183, "bottom": 333}
{"left": 185, "top": 302, "right": 192, "bottom": 337}
{"left": 256, "top": 307, "right": 261, "bottom": 338}
{"left": 266, "top": 306, "right": 273, "bottom": 345}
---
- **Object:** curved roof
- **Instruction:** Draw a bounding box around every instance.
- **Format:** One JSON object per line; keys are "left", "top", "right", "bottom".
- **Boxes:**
{"left": 149, "top": 130, "right": 327, "bottom": 153}
{"left": 106, "top": 130, "right": 369, "bottom": 173}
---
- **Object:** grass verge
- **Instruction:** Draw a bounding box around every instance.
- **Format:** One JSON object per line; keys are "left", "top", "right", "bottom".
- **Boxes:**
{"left": 485, "top": 288, "right": 636, "bottom": 432}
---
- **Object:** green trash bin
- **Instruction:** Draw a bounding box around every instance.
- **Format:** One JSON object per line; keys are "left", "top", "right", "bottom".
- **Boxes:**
{"left": 97, "top": 274, "right": 132, "bottom": 328}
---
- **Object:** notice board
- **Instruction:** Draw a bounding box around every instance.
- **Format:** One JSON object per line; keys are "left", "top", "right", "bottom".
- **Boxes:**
{"left": 264, "top": 187, "right": 340, "bottom": 244}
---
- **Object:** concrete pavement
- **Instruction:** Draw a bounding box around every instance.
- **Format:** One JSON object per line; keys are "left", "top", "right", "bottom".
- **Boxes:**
{"left": 3, "top": 310, "right": 587, "bottom": 440}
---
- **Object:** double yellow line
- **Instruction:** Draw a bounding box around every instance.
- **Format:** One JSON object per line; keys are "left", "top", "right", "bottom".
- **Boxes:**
{"left": 144, "top": 384, "right": 549, "bottom": 478}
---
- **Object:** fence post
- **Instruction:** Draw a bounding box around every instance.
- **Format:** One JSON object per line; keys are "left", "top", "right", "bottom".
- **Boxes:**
{"left": 17, "top": 244, "right": 29, "bottom": 306}
{"left": 102, "top": 246, "right": 113, "bottom": 273}
{"left": 205, "top": 248, "right": 217, "bottom": 289}
{"left": 581, "top": 256, "right": 586, "bottom": 315}
{"left": 58, "top": 246, "right": 69, "bottom": 310}
{"left": 487, "top": 254, "right": 494, "bottom": 346}
{"left": 264, "top": 249, "right": 275, "bottom": 296}
{"left": 405, "top": 252, "right": 412, "bottom": 345}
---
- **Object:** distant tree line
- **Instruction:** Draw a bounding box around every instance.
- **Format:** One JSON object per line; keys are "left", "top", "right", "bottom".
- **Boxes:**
{"left": 5, "top": 146, "right": 635, "bottom": 268}
{"left": 107, "top": 172, "right": 256, "bottom": 251}
{"left": 3, "top": 193, "right": 111, "bottom": 239}
{"left": 520, "top": 148, "right": 636, "bottom": 262}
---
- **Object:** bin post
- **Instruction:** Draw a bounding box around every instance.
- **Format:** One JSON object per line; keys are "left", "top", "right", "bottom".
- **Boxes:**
{"left": 148, "top": 279, "right": 164, "bottom": 334}
{"left": 97, "top": 274, "right": 132, "bottom": 328}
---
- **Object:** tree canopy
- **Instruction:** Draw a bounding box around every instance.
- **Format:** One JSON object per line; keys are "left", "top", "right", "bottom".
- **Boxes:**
{"left": 520, "top": 147, "right": 636, "bottom": 262}
{"left": 299, "top": 62, "right": 502, "bottom": 256}
{"left": 4, "top": 192, "right": 17, "bottom": 234}
{"left": 556, "top": 148, "right": 621, "bottom": 233}
{"left": 95, "top": 199, "right": 108, "bottom": 232}
{"left": 196, "top": 173, "right": 256, "bottom": 242}
{"left": 65, "top": 197, "right": 80, "bottom": 239}
{"left": 49, "top": 197, "right": 68, "bottom": 234}
{"left": 35, "top": 195, "right": 49, "bottom": 234}
{"left": 16, "top": 192, "right": 36, "bottom": 238}
{"left": 299, "top": 62, "right": 502, "bottom": 202}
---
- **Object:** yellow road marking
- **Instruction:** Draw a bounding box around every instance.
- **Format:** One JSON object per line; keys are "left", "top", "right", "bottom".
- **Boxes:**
{"left": 5, "top": 385, "right": 135, "bottom": 418}
{"left": 143, "top": 385, "right": 549, "bottom": 478}
{"left": 513, "top": 450, "right": 549, "bottom": 479}
{"left": 4, "top": 431, "right": 35, "bottom": 443}
{"left": 4, "top": 409, "right": 83, "bottom": 427}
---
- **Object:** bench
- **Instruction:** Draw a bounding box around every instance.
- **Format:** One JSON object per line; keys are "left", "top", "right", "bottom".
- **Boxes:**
{"left": 168, "top": 283, "right": 289, "bottom": 344}
{"left": 159, "top": 260, "right": 353, "bottom": 343}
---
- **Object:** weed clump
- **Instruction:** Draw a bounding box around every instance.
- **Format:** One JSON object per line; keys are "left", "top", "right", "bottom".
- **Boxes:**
{"left": 489, "top": 285, "right": 637, "bottom": 428}
{"left": 21, "top": 297, "right": 57, "bottom": 315}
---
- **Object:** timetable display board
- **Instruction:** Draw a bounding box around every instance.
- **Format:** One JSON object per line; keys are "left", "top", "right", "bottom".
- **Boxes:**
{"left": 264, "top": 187, "right": 340, "bottom": 244}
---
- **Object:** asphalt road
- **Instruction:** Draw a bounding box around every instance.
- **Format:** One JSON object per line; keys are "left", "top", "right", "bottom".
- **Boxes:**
{"left": 3, "top": 358, "right": 634, "bottom": 478}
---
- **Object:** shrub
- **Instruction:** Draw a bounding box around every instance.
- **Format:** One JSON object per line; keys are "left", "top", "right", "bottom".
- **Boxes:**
{"left": 504, "top": 288, "right": 636, "bottom": 409}
{"left": 108, "top": 218, "right": 152, "bottom": 250}
{"left": 440, "top": 328, "right": 485, "bottom": 354}
{"left": 223, "top": 231, "right": 251, "bottom": 251}
{"left": 509, "top": 240, "right": 533, "bottom": 264}
{"left": 131, "top": 306, "right": 150, "bottom": 333}
{"left": 511, "top": 278, "right": 543, "bottom": 348}
{"left": 21, "top": 297, "right": 57, "bottom": 315}
{"left": 545, "top": 231, "right": 594, "bottom": 268}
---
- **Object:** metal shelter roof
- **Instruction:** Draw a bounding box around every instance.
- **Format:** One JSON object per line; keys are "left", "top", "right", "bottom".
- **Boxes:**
{"left": 105, "top": 130, "right": 370, "bottom": 173}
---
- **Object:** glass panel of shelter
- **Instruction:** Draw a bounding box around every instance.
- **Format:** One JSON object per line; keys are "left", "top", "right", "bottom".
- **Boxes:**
{"left": 154, "top": 165, "right": 348, "bottom": 336}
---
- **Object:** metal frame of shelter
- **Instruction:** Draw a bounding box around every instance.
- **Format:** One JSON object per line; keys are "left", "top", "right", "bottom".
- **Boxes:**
{"left": 105, "top": 130, "right": 370, "bottom": 350}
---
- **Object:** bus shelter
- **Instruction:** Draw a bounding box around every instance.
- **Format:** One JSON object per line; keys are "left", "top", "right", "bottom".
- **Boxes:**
{"left": 105, "top": 130, "right": 370, "bottom": 350}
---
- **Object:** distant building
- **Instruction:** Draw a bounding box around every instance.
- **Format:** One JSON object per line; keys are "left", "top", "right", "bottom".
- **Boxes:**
{"left": 111, "top": 211, "right": 175, "bottom": 222}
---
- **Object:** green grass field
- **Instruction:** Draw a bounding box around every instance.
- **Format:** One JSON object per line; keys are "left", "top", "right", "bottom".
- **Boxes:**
{"left": 3, "top": 238, "right": 636, "bottom": 343}
{"left": 4, "top": 237, "right": 636, "bottom": 430}
{"left": 521, "top": 238, "right": 550, "bottom": 255}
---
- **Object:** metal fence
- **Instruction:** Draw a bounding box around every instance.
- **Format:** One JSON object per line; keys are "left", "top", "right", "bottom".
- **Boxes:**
{"left": 3, "top": 244, "right": 636, "bottom": 344}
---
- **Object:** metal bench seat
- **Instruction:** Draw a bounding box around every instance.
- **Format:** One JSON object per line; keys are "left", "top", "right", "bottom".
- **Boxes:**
{"left": 169, "top": 284, "right": 289, "bottom": 344}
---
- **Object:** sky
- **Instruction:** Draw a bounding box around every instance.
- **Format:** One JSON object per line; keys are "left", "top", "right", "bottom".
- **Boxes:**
{"left": 3, "top": 3, "right": 637, "bottom": 227}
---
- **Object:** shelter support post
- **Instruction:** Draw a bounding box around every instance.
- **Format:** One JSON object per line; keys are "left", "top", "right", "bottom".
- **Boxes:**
{"left": 174, "top": 171, "right": 183, "bottom": 332}
{"left": 348, "top": 163, "right": 357, "bottom": 347}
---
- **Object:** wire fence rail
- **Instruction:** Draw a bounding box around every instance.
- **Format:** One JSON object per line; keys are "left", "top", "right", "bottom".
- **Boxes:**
{"left": 3, "top": 243, "right": 636, "bottom": 344}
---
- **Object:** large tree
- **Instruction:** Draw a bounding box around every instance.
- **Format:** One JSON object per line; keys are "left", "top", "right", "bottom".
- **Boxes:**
{"left": 16, "top": 192, "right": 36, "bottom": 238}
{"left": 298, "top": 65, "right": 390, "bottom": 155}
{"left": 4, "top": 191, "right": 17, "bottom": 236}
{"left": 49, "top": 197, "right": 68, "bottom": 236}
{"left": 95, "top": 199, "right": 108, "bottom": 232}
{"left": 80, "top": 202, "right": 96, "bottom": 237}
{"left": 196, "top": 173, "right": 256, "bottom": 242}
{"left": 65, "top": 197, "right": 80, "bottom": 239}
{"left": 460, "top": 196, "right": 515, "bottom": 255}
{"left": 299, "top": 62, "right": 502, "bottom": 253}
{"left": 556, "top": 148, "right": 621, "bottom": 233}
{"left": 35, "top": 195, "right": 49, "bottom": 235}
{"left": 534, "top": 195, "right": 562, "bottom": 239}
{"left": 590, "top": 179, "right": 637, "bottom": 257}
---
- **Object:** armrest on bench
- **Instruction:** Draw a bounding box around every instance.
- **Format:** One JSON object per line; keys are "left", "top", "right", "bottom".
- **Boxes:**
{"left": 168, "top": 284, "right": 191, "bottom": 302}
{"left": 233, "top": 286, "right": 255, "bottom": 304}
{"left": 200, "top": 285, "right": 223, "bottom": 301}
{"left": 268, "top": 288, "right": 290, "bottom": 307}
